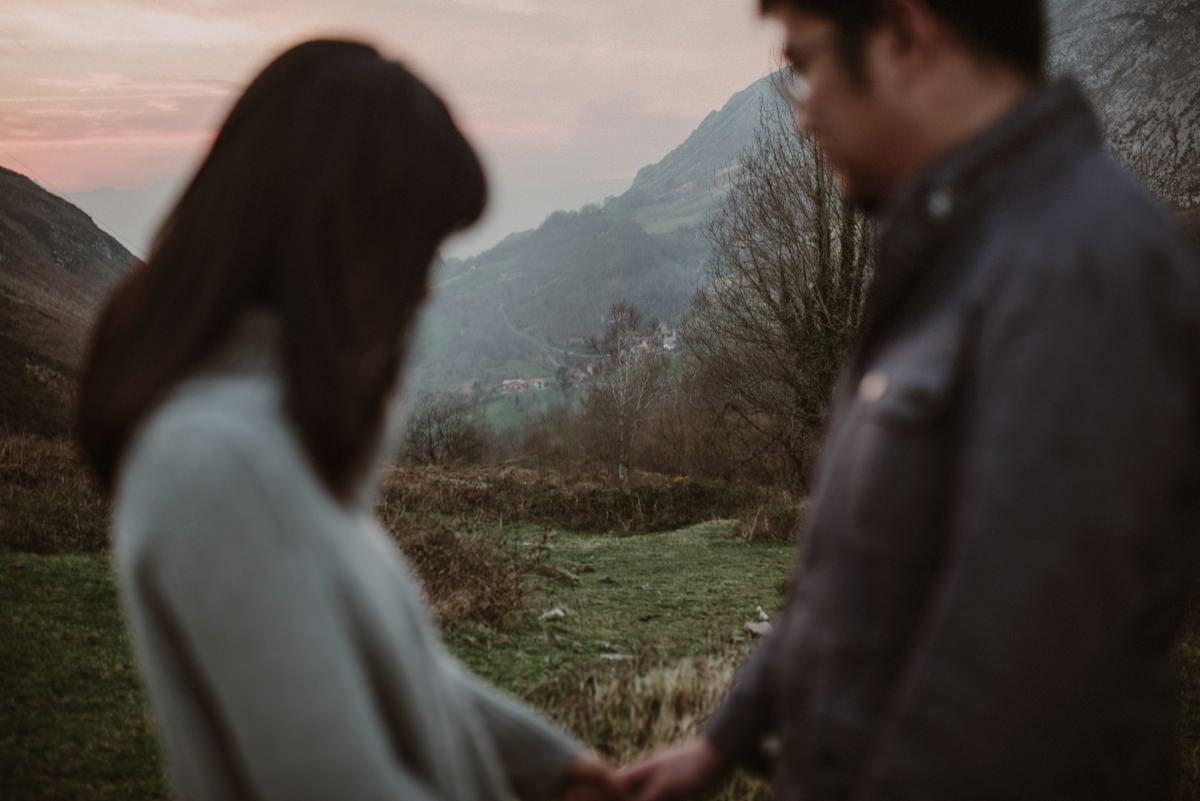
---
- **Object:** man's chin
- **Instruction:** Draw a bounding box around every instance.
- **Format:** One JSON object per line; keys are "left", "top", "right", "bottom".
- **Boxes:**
{"left": 831, "top": 169, "right": 887, "bottom": 217}
{"left": 844, "top": 183, "right": 887, "bottom": 217}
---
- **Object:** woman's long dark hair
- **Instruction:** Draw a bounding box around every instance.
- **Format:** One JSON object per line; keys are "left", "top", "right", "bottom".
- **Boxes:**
{"left": 75, "top": 40, "right": 486, "bottom": 502}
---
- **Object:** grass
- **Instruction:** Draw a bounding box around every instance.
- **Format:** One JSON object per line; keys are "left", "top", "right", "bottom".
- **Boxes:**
{"left": 478, "top": 388, "right": 560, "bottom": 430}
{"left": 0, "top": 521, "right": 794, "bottom": 801}
{"left": 445, "top": 520, "right": 794, "bottom": 693}
{"left": 5, "top": 438, "right": 1200, "bottom": 801}
{"left": 483, "top": 359, "right": 556, "bottom": 381}
{"left": 0, "top": 554, "right": 166, "bottom": 801}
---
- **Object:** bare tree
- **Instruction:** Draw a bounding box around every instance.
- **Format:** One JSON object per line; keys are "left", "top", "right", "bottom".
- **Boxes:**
{"left": 585, "top": 303, "right": 669, "bottom": 484}
{"left": 685, "top": 83, "right": 874, "bottom": 489}
{"left": 404, "top": 392, "right": 489, "bottom": 465}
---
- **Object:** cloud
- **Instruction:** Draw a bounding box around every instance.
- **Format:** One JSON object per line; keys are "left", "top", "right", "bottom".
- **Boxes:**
{"left": 28, "top": 74, "right": 235, "bottom": 96}
{"left": 443, "top": 0, "right": 547, "bottom": 16}
{"left": 0, "top": 0, "right": 782, "bottom": 217}
{"left": 0, "top": 73, "right": 235, "bottom": 165}
{"left": 2, "top": 3, "right": 260, "bottom": 50}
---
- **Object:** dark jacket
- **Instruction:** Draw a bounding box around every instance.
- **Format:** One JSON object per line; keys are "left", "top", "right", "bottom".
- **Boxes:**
{"left": 706, "top": 80, "right": 1200, "bottom": 801}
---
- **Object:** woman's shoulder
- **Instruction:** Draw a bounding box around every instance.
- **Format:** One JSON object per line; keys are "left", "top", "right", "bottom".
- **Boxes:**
{"left": 122, "top": 376, "right": 279, "bottom": 484}
{"left": 114, "top": 375, "right": 329, "bottom": 556}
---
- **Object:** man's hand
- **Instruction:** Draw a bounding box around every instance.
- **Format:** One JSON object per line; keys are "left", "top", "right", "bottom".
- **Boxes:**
{"left": 618, "top": 738, "right": 728, "bottom": 801}
{"left": 559, "top": 750, "right": 625, "bottom": 801}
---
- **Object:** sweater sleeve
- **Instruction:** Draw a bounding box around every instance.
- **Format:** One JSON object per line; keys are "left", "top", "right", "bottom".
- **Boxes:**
{"left": 442, "top": 658, "right": 580, "bottom": 801}
{"left": 130, "top": 423, "right": 448, "bottom": 801}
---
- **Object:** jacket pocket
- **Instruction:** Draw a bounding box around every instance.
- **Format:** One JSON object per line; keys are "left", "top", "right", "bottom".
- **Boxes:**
{"left": 842, "top": 330, "right": 963, "bottom": 563}
{"left": 857, "top": 359, "right": 956, "bottom": 430}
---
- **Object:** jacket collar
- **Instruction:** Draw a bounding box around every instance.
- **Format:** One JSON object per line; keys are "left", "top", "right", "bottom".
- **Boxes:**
{"left": 855, "top": 79, "right": 1103, "bottom": 370}
{"left": 881, "top": 78, "right": 1101, "bottom": 235}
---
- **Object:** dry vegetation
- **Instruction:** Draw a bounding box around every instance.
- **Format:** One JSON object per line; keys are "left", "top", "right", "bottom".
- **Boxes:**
{"left": 538, "top": 652, "right": 771, "bottom": 801}
{"left": 0, "top": 433, "right": 108, "bottom": 553}
{"left": 384, "top": 514, "right": 540, "bottom": 628}
{"left": 1, "top": 434, "right": 795, "bottom": 801}
{"left": 6, "top": 425, "right": 1200, "bottom": 800}
{"left": 0, "top": 427, "right": 799, "bottom": 629}
{"left": 377, "top": 462, "right": 795, "bottom": 539}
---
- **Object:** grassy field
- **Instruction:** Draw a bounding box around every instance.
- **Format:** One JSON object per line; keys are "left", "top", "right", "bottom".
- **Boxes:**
{"left": 5, "top": 432, "right": 1200, "bottom": 800}
{"left": 448, "top": 521, "right": 792, "bottom": 692}
{"left": 480, "top": 389, "right": 557, "bottom": 430}
{"left": 483, "top": 359, "right": 556, "bottom": 382}
{"left": 0, "top": 554, "right": 164, "bottom": 801}
{"left": 0, "top": 519, "right": 794, "bottom": 801}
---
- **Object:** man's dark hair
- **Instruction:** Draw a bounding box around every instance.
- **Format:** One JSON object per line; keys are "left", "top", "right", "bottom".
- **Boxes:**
{"left": 762, "top": 0, "right": 1046, "bottom": 82}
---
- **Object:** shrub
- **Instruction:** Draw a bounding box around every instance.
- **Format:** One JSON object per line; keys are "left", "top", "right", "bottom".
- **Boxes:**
{"left": 379, "top": 465, "right": 787, "bottom": 536}
{"left": 379, "top": 509, "right": 537, "bottom": 629}
{"left": 734, "top": 498, "right": 806, "bottom": 544}
{"left": 533, "top": 650, "right": 771, "bottom": 801}
{"left": 403, "top": 392, "right": 490, "bottom": 466}
{"left": 0, "top": 433, "right": 109, "bottom": 553}
{"left": 0, "top": 332, "right": 73, "bottom": 438}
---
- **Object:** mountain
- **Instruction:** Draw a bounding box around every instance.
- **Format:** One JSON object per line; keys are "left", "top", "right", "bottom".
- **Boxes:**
{"left": 404, "top": 76, "right": 779, "bottom": 394}
{"left": 408, "top": 3, "right": 1199, "bottom": 394}
{"left": 3, "top": 0, "right": 1193, "bottom": 407}
{"left": 0, "top": 166, "right": 136, "bottom": 434}
{"left": 66, "top": 174, "right": 188, "bottom": 260}
{"left": 615, "top": 76, "right": 778, "bottom": 233}
{"left": 1048, "top": 0, "right": 1199, "bottom": 212}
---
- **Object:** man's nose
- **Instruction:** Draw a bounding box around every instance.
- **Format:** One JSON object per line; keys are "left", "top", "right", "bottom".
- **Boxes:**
{"left": 785, "top": 76, "right": 814, "bottom": 134}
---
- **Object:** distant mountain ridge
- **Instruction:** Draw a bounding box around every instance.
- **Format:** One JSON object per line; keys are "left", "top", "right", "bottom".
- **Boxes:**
{"left": 618, "top": 76, "right": 777, "bottom": 223}
{"left": 405, "top": 75, "right": 780, "bottom": 393}
{"left": 408, "top": 1, "right": 1199, "bottom": 394}
{"left": 0, "top": 165, "right": 136, "bottom": 434}
{"left": 2, "top": 0, "right": 1193, "bottom": 410}
{"left": 0, "top": 166, "right": 134, "bottom": 367}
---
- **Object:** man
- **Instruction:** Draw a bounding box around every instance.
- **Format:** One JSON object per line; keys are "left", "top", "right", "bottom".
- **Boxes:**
{"left": 621, "top": 1, "right": 1200, "bottom": 799}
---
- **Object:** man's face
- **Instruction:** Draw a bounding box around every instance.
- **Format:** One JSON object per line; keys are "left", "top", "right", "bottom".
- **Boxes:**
{"left": 777, "top": 9, "right": 907, "bottom": 212}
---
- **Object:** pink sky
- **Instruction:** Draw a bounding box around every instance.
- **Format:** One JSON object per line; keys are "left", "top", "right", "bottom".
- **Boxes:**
{"left": 0, "top": 1, "right": 780, "bottom": 254}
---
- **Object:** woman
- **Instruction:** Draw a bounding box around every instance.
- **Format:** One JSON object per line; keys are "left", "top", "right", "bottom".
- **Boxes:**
{"left": 75, "top": 40, "right": 615, "bottom": 801}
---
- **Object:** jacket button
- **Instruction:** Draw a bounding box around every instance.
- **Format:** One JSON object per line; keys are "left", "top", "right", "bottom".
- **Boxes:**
{"left": 859, "top": 372, "right": 888, "bottom": 402}
{"left": 928, "top": 187, "right": 954, "bottom": 220}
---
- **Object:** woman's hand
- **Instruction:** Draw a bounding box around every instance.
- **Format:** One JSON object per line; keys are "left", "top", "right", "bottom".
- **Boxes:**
{"left": 559, "top": 750, "right": 626, "bottom": 801}
{"left": 617, "top": 738, "right": 728, "bottom": 801}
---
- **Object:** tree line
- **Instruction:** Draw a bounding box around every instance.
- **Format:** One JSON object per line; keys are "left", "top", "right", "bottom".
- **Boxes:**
{"left": 403, "top": 84, "right": 873, "bottom": 491}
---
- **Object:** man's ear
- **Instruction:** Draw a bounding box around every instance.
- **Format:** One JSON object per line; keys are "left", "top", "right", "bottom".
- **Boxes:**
{"left": 884, "top": 0, "right": 918, "bottom": 51}
{"left": 881, "top": 0, "right": 944, "bottom": 76}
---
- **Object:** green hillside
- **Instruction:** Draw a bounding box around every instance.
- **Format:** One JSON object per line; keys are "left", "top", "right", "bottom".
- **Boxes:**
{"left": 405, "top": 76, "right": 782, "bottom": 395}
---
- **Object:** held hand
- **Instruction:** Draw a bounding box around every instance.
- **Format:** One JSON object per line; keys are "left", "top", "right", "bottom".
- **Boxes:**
{"left": 560, "top": 750, "right": 625, "bottom": 801}
{"left": 617, "top": 738, "right": 728, "bottom": 801}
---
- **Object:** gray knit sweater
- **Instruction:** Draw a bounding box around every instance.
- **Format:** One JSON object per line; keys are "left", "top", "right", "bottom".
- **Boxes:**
{"left": 113, "top": 313, "right": 579, "bottom": 801}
